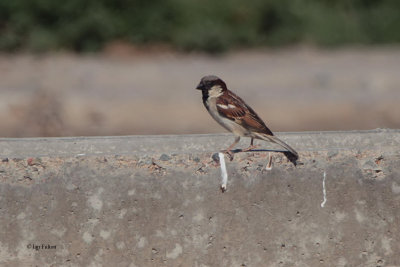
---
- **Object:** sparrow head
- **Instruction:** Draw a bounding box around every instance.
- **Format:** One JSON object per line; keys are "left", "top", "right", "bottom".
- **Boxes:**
{"left": 196, "top": 75, "right": 227, "bottom": 94}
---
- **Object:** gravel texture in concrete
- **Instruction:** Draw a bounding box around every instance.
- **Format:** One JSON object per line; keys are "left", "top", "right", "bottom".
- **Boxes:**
{"left": 0, "top": 129, "right": 399, "bottom": 266}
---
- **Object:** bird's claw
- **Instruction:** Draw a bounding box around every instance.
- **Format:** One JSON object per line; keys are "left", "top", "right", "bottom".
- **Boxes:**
{"left": 221, "top": 150, "right": 234, "bottom": 161}
{"left": 241, "top": 145, "right": 259, "bottom": 152}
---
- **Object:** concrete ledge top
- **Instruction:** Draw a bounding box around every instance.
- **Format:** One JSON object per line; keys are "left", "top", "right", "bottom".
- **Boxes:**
{"left": 0, "top": 129, "right": 399, "bottom": 158}
{"left": 1, "top": 129, "right": 400, "bottom": 266}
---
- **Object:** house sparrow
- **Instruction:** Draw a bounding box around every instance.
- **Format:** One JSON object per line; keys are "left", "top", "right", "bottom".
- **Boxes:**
{"left": 196, "top": 75, "right": 298, "bottom": 163}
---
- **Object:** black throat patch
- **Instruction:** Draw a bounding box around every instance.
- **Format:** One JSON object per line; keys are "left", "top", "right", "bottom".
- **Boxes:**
{"left": 201, "top": 90, "right": 209, "bottom": 106}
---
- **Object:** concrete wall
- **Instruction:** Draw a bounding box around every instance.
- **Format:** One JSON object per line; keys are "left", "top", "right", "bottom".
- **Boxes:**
{"left": 0, "top": 129, "right": 399, "bottom": 266}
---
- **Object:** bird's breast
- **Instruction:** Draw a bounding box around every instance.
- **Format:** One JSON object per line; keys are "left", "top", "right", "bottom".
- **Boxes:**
{"left": 205, "top": 97, "right": 249, "bottom": 136}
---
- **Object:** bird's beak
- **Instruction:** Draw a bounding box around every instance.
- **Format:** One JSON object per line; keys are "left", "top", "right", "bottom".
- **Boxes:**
{"left": 196, "top": 82, "right": 205, "bottom": 90}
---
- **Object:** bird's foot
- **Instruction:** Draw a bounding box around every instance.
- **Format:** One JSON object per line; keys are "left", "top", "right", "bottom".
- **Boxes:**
{"left": 241, "top": 145, "right": 259, "bottom": 152}
{"left": 221, "top": 150, "right": 234, "bottom": 161}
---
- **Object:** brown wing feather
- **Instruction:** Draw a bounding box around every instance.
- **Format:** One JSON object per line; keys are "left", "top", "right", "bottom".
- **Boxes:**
{"left": 216, "top": 90, "right": 274, "bottom": 136}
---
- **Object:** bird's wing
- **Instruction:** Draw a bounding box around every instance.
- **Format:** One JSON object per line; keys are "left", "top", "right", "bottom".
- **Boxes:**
{"left": 216, "top": 90, "right": 273, "bottom": 136}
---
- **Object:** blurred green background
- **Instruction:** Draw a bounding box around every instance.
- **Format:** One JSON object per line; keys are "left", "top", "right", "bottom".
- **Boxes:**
{"left": 1, "top": 0, "right": 400, "bottom": 137}
{"left": 1, "top": 0, "right": 400, "bottom": 53}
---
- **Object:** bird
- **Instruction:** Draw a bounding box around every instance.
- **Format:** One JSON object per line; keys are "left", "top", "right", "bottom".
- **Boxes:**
{"left": 196, "top": 75, "right": 298, "bottom": 164}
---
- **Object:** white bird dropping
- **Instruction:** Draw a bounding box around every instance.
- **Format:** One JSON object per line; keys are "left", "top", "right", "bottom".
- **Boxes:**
{"left": 321, "top": 171, "right": 327, "bottom": 208}
{"left": 218, "top": 152, "right": 228, "bottom": 191}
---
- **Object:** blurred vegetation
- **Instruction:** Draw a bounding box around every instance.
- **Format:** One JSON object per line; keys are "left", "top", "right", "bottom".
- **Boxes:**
{"left": 1, "top": 0, "right": 400, "bottom": 53}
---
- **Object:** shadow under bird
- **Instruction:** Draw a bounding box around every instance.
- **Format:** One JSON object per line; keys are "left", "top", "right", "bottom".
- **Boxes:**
{"left": 196, "top": 75, "right": 298, "bottom": 164}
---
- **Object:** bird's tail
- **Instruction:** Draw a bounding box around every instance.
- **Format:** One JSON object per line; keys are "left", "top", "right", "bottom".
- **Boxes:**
{"left": 254, "top": 133, "right": 299, "bottom": 160}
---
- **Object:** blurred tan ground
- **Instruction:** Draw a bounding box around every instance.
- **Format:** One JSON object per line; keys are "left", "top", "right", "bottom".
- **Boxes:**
{"left": 1, "top": 46, "right": 400, "bottom": 137}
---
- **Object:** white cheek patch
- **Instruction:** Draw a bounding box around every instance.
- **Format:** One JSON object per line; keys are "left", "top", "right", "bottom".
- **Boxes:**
{"left": 209, "top": 86, "right": 223, "bottom": 97}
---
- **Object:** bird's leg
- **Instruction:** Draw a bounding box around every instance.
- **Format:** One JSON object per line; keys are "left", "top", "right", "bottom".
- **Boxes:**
{"left": 241, "top": 138, "right": 259, "bottom": 152}
{"left": 221, "top": 136, "right": 240, "bottom": 161}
